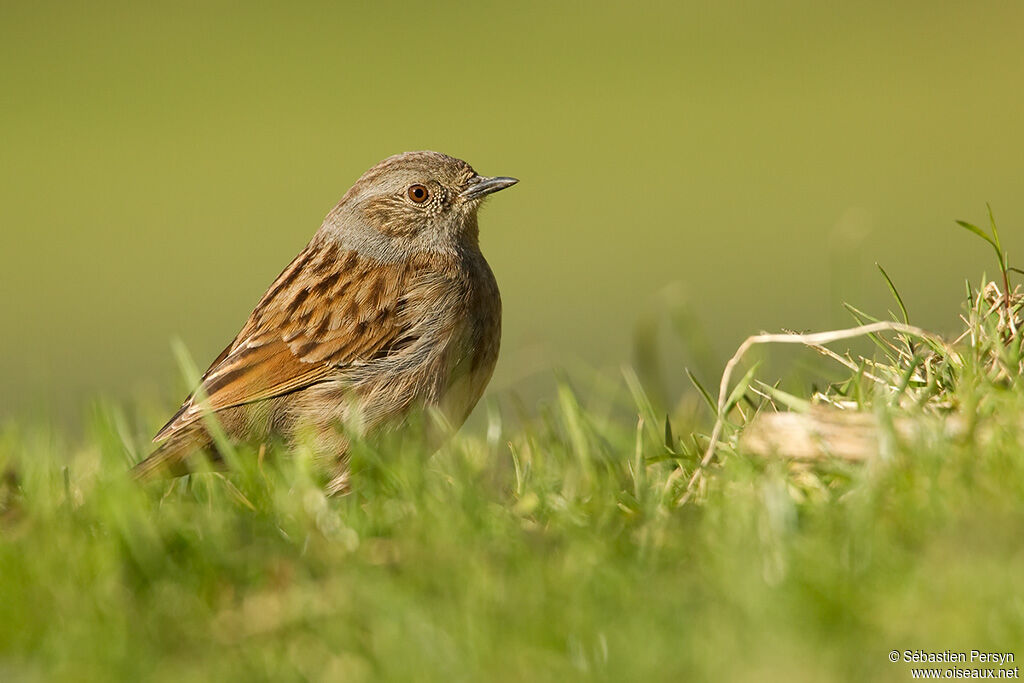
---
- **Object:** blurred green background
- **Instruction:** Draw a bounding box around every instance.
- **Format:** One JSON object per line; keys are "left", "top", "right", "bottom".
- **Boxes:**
{"left": 2, "top": 0, "right": 1022, "bottom": 419}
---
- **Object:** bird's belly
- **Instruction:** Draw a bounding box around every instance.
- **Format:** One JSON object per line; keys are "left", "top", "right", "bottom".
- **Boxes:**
{"left": 432, "top": 286, "right": 501, "bottom": 431}
{"left": 432, "top": 342, "right": 498, "bottom": 432}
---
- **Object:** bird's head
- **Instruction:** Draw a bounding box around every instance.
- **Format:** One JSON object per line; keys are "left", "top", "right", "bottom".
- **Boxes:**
{"left": 323, "top": 151, "right": 517, "bottom": 258}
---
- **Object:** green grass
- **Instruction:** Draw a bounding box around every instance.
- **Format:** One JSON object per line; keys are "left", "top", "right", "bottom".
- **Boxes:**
{"left": 2, "top": 226, "right": 1023, "bottom": 681}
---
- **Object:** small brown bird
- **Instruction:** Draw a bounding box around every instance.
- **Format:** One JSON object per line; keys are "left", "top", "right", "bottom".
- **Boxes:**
{"left": 134, "top": 151, "right": 517, "bottom": 493}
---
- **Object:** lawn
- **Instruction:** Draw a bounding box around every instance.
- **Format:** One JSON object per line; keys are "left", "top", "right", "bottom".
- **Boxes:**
{"left": 1, "top": 223, "right": 1022, "bottom": 682}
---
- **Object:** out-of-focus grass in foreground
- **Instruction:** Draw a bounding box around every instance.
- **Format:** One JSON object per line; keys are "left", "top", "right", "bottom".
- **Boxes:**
{"left": 1, "top": 223, "right": 1022, "bottom": 681}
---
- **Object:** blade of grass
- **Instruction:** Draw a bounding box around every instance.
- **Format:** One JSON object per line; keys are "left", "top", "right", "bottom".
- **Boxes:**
{"left": 753, "top": 381, "right": 812, "bottom": 413}
{"left": 171, "top": 339, "right": 240, "bottom": 472}
{"left": 686, "top": 368, "right": 718, "bottom": 416}
{"left": 723, "top": 362, "right": 761, "bottom": 416}
{"left": 622, "top": 366, "right": 665, "bottom": 444}
{"left": 876, "top": 263, "right": 909, "bottom": 325}
{"left": 956, "top": 219, "right": 999, "bottom": 252}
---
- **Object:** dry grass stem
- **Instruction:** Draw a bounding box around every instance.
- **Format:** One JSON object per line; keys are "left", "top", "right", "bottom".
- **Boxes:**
{"left": 677, "top": 321, "right": 947, "bottom": 506}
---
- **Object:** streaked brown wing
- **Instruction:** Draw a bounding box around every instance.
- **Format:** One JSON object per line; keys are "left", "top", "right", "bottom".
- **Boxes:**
{"left": 154, "top": 241, "right": 424, "bottom": 442}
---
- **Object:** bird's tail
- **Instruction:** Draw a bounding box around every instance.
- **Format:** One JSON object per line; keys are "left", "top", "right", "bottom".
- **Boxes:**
{"left": 131, "top": 430, "right": 210, "bottom": 481}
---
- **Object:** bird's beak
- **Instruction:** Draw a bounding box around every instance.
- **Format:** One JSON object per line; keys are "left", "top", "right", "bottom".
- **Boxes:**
{"left": 460, "top": 175, "right": 519, "bottom": 200}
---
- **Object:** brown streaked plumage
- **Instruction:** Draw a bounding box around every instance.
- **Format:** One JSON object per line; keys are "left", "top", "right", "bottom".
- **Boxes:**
{"left": 135, "top": 151, "right": 516, "bottom": 493}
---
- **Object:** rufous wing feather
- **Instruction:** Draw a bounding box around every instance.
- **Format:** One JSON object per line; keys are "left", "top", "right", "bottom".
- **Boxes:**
{"left": 139, "top": 242, "right": 433, "bottom": 475}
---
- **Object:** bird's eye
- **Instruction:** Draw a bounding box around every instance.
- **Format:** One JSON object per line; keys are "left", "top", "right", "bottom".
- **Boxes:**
{"left": 407, "top": 184, "right": 429, "bottom": 203}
